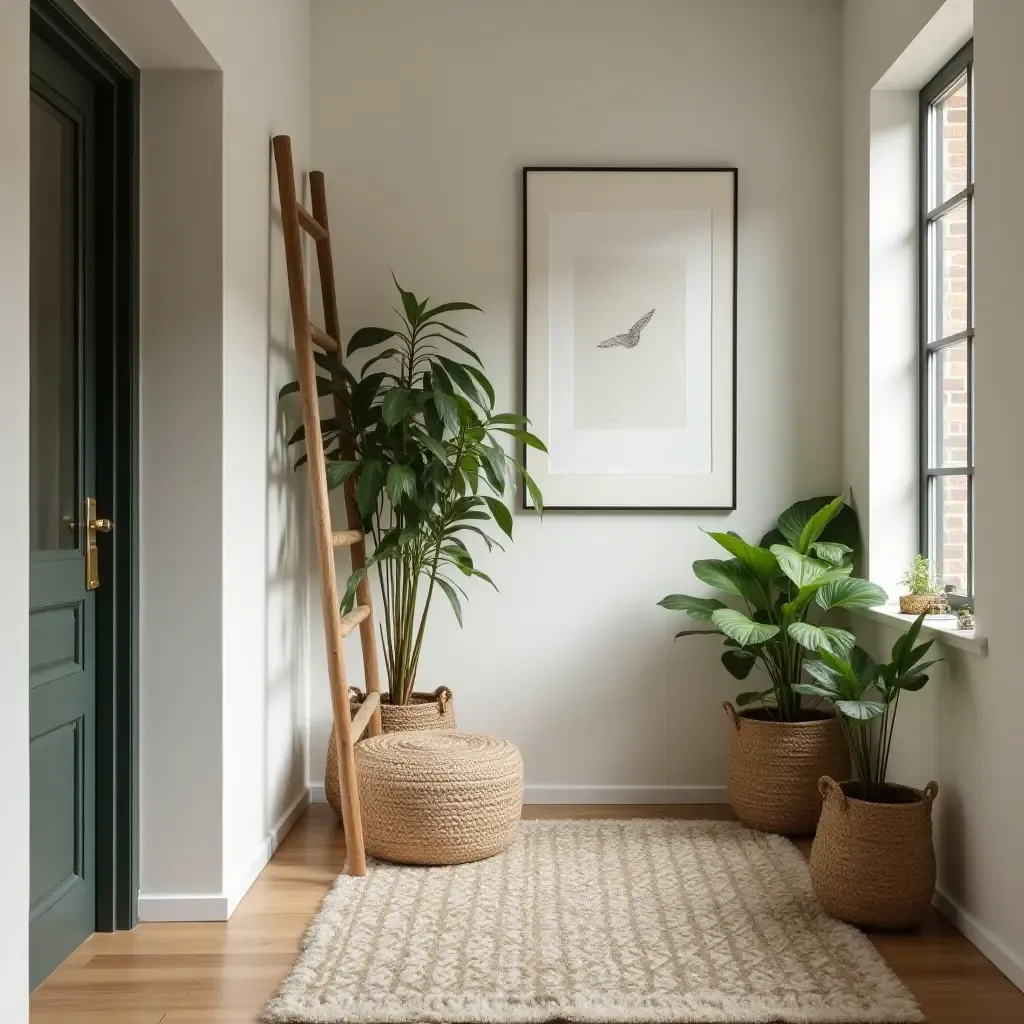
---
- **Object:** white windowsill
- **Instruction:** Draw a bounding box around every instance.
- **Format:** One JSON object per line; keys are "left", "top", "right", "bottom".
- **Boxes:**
{"left": 853, "top": 605, "right": 988, "bottom": 656}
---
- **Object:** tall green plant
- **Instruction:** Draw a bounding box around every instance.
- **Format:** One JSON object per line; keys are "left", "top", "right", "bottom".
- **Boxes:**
{"left": 283, "top": 275, "right": 545, "bottom": 705}
{"left": 793, "top": 614, "right": 941, "bottom": 800}
{"left": 658, "top": 494, "right": 887, "bottom": 722}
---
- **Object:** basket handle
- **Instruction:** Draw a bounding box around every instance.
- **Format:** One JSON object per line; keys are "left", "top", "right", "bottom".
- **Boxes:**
{"left": 434, "top": 686, "right": 452, "bottom": 712}
{"left": 922, "top": 780, "right": 939, "bottom": 811}
{"left": 723, "top": 701, "right": 741, "bottom": 731}
{"left": 818, "top": 775, "right": 847, "bottom": 812}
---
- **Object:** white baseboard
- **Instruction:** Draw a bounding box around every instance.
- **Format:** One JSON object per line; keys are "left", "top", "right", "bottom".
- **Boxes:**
{"left": 138, "top": 787, "right": 310, "bottom": 922}
{"left": 933, "top": 887, "right": 1024, "bottom": 993}
{"left": 313, "top": 783, "right": 727, "bottom": 805}
{"left": 525, "top": 784, "right": 728, "bottom": 804}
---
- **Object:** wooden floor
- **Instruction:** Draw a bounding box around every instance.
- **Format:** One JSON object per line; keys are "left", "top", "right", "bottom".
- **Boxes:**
{"left": 31, "top": 803, "right": 1024, "bottom": 1023}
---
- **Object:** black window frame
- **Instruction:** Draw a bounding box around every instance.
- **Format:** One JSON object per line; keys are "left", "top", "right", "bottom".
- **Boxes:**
{"left": 919, "top": 40, "right": 974, "bottom": 606}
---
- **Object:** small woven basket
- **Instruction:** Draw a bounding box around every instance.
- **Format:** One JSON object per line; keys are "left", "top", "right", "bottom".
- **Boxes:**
{"left": 899, "top": 593, "right": 946, "bottom": 615}
{"left": 355, "top": 731, "right": 524, "bottom": 866}
{"left": 811, "top": 777, "right": 938, "bottom": 929}
{"left": 723, "top": 702, "right": 850, "bottom": 836}
{"left": 324, "top": 687, "right": 454, "bottom": 816}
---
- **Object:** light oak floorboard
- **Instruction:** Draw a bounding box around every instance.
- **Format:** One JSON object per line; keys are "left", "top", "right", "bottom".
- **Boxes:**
{"left": 31, "top": 803, "right": 1024, "bottom": 1023}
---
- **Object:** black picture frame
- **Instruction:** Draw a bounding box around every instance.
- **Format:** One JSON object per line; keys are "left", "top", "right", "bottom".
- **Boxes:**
{"left": 521, "top": 166, "right": 738, "bottom": 512}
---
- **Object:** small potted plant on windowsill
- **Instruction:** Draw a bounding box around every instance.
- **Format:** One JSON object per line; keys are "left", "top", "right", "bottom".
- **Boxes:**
{"left": 898, "top": 554, "right": 948, "bottom": 615}
{"left": 794, "top": 613, "right": 942, "bottom": 929}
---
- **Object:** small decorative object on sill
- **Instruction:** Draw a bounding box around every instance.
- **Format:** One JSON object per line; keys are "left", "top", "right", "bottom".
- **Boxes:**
{"left": 897, "top": 554, "right": 947, "bottom": 615}
{"left": 659, "top": 492, "right": 882, "bottom": 835}
{"left": 794, "top": 612, "right": 942, "bottom": 928}
{"left": 957, "top": 605, "right": 975, "bottom": 630}
{"left": 324, "top": 688, "right": 455, "bottom": 817}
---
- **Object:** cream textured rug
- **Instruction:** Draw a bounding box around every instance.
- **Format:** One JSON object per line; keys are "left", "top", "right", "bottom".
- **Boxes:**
{"left": 266, "top": 819, "right": 923, "bottom": 1023}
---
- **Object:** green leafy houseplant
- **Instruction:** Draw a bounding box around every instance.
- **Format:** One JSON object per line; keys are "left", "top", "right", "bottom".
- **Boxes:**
{"left": 793, "top": 613, "right": 941, "bottom": 801}
{"left": 659, "top": 494, "right": 887, "bottom": 722}
{"left": 899, "top": 554, "right": 944, "bottom": 597}
{"left": 283, "top": 275, "right": 546, "bottom": 705}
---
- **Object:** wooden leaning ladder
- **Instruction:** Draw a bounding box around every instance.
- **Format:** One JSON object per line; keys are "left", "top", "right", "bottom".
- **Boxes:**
{"left": 272, "top": 134, "right": 382, "bottom": 877}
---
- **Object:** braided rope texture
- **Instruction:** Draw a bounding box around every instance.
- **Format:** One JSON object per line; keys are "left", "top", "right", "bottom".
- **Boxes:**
{"left": 724, "top": 703, "right": 850, "bottom": 835}
{"left": 265, "top": 818, "right": 923, "bottom": 1023}
{"left": 811, "top": 779, "right": 938, "bottom": 929}
{"left": 355, "top": 731, "right": 524, "bottom": 866}
{"left": 324, "top": 689, "right": 455, "bottom": 816}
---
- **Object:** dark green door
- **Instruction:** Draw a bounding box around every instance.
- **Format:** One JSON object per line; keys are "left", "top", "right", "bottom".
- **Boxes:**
{"left": 29, "top": 33, "right": 104, "bottom": 989}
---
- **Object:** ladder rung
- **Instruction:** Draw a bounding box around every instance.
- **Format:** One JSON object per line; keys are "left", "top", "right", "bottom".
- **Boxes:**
{"left": 332, "top": 529, "right": 364, "bottom": 548}
{"left": 297, "top": 204, "right": 328, "bottom": 241}
{"left": 338, "top": 604, "right": 371, "bottom": 638}
{"left": 310, "top": 322, "right": 339, "bottom": 354}
{"left": 350, "top": 691, "right": 380, "bottom": 741}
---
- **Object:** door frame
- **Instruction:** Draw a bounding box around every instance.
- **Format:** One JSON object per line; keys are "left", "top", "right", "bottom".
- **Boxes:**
{"left": 31, "top": 0, "right": 140, "bottom": 932}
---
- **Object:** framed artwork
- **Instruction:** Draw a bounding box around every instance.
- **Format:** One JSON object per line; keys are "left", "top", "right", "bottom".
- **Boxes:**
{"left": 522, "top": 167, "right": 737, "bottom": 511}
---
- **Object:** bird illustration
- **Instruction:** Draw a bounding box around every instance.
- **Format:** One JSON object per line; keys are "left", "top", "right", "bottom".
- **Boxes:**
{"left": 597, "top": 309, "right": 655, "bottom": 349}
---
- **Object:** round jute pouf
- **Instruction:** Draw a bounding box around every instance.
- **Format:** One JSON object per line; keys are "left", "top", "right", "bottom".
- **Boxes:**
{"left": 811, "top": 777, "right": 938, "bottom": 929}
{"left": 324, "top": 688, "right": 455, "bottom": 817}
{"left": 724, "top": 702, "right": 850, "bottom": 836}
{"left": 355, "top": 731, "right": 524, "bottom": 866}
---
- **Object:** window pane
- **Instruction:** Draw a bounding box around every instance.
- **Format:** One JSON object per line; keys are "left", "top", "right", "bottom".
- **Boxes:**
{"left": 929, "top": 341, "right": 970, "bottom": 468}
{"left": 930, "top": 200, "right": 969, "bottom": 341}
{"left": 938, "top": 75, "right": 969, "bottom": 203}
{"left": 30, "top": 96, "right": 78, "bottom": 552}
{"left": 929, "top": 474, "right": 971, "bottom": 597}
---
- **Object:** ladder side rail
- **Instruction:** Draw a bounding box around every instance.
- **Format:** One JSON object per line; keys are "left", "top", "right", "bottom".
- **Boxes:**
{"left": 272, "top": 136, "right": 367, "bottom": 876}
{"left": 309, "top": 170, "right": 384, "bottom": 738}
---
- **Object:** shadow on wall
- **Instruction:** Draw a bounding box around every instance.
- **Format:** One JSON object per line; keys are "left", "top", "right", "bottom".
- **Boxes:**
{"left": 263, "top": 145, "right": 311, "bottom": 833}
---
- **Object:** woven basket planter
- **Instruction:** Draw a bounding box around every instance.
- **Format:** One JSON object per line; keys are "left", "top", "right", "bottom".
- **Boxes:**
{"left": 355, "top": 731, "right": 524, "bottom": 866}
{"left": 723, "top": 701, "right": 850, "bottom": 836}
{"left": 899, "top": 593, "right": 946, "bottom": 615}
{"left": 324, "top": 687, "right": 454, "bottom": 817}
{"left": 811, "top": 777, "right": 939, "bottom": 929}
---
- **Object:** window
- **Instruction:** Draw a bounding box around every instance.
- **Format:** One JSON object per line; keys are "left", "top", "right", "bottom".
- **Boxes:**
{"left": 920, "top": 41, "right": 973, "bottom": 603}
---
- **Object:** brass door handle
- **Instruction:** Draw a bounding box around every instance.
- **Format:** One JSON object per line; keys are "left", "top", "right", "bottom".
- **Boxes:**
{"left": 85, "top": 497, "right": 114, "bottom": 590}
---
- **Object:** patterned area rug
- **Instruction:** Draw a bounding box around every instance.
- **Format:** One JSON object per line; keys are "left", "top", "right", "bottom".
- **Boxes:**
{"left": 265, "top": 819, "right": 923, "bottom": 1023}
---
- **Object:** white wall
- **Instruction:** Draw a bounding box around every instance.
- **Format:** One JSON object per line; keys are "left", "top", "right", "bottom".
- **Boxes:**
{"left": 307, "top": 0, "right": 843, "bottom": 801}
{"left": 0, "top": 0, "right": 31, "bottom": 1014}
{"left": 843, "top": 0, "right": 1024, "bottom": 990}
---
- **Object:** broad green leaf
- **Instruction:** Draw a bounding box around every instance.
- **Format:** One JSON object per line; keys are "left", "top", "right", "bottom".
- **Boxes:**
{"left": 705, "top": 532, "right": 777, "bottom": 582}
{"left": 324, "top": 459, "right": 359, "bottom": 490}
{"left": 420, "top": 300, "right": 482, "bottom": 320}
{"left": 355, "top": 460, "right": 385, "bottom": 515}
{"left": 722, "top": 650, "right": 758, "bottom": 680}
{"left": 312, "top": 350, "right": 357, "bottom": 387}
{"left": 692, "top": 558, "right": 764, "bottom": 606}
{"left": 487, "top": 413, "right": 530, "bottom": 426}
{"left": 835, "top": 699, "right": 886, "bottom": 721}
{"left": 800, "top": 661, "right": 843, "bottom": 696}
{"left": 796, "top": 491, "right": 848, "bottom": 554}
{"left": 483, "top": 496, "right": 513, "bottom": 538}
{"left": 435, "top": 356, "right": 486, "bottom": 408}
{"left": 478, "top": 444, "right": 507, "bottom": 493}
{"left": 771, "top": 544, "right": 831, "bottom": 588}
{"left": 792, "top": 681, "right": 841, "bottom": 700}
{"left": 494, "top": 427, "right": 548, "bottom": 453}
{"left": 464, "top": 365, "right": 495, "bottom": 408}
{"left": 507, "top": 455, "right": 545, "bottom": 513}
{"left": 339, "top": 568, "right": 365, "bottom": 615}
{"left": 347, "top": 326, "right": 398, "bottom": 356}
{"left": 776, "top": 494, "right": 862, "bottom": 556}
{"left": 386, "top": 464, "right": 415, "bottom": 505}
{"left": 435, "top": 576, "right": 464, "bottom": 627}
{"left": 711, "top": 608, "right": 780, "bottom": 647}
{"left": 816, "top": 577, "right": 888, "bottom": 612}
{"left": 787, "top": 622, "right": 855, "bottom": 656}
{"left": 811, "top": 540, "right": 852, "bottom": 565}
{"left": 287, "top": 417, "right": 342, "bottom": 446}
{"left": 849, "top": 646, "right": 879, "bottom": 687}
{"left": 382, "top": 389, "right": 412, "bottom": 428}
{"left": 432, "top": 391, "right": 460, "bottom": 434}
{"left": 658, "top": 594, "right": 727, "bottom": 620}
{"left": 391, "top": 272, "right": 420, "bottom": 325}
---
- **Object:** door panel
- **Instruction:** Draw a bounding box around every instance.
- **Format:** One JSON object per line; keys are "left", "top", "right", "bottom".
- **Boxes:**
{"left": 29, "top": 33, "right": 98, "bottom": 990}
